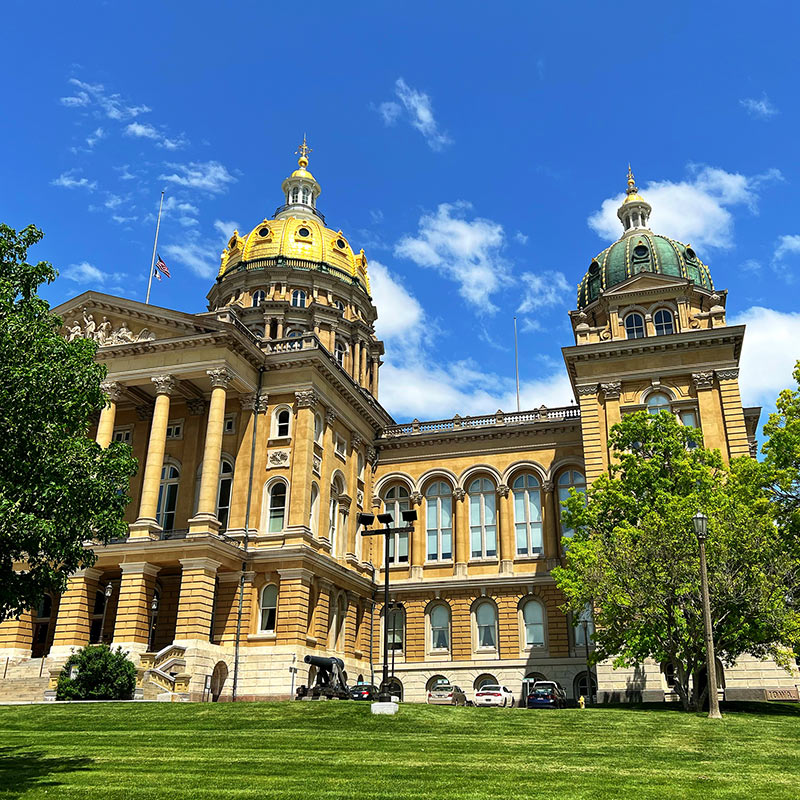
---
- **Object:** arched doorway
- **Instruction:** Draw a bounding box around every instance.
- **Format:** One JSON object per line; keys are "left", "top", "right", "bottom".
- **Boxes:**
{"left": 521, "top": 671, "right": 546, "bottom": 702}
{"left": 31, "top": 594, "right": 54, "bottom": 658}
{"left": 573, "top": 671, "right": 597, "bottom": 702}
{"left": 696, "top": 661, "right": 725, "bottom": 708}
{"left": 210, "top": 661, "right": 228, "bottom": 702}
{"left": 386, "top": 678, "right": 403, "bottom": 701}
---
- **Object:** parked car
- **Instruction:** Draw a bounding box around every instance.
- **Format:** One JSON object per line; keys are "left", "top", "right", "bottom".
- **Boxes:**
{"left": 474, "top": 684, "right": 516, "bottom": 707}
{"left": 526, "top": 681, "right": 567, "bottom": 709}
{"left": 427, "top": 684, "right": 468, "bottom": 706}
{"left": 349, "top": 684, "right": 378, "bottom": 701}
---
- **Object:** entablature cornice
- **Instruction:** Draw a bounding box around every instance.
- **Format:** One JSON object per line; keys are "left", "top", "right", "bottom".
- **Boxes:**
{"left": 384, "top": 573, "right": 557, "bottom": 594}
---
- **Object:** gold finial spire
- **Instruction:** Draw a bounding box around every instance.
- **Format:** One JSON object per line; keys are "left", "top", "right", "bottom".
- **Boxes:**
{"left": 626, "top": 163, "right": 637, "bottom": 194}
{"left": 295, "top": 134, "right": 312, "bottom": 168}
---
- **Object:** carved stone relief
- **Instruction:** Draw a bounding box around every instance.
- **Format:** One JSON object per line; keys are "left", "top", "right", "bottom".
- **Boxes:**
{"left": 66, "top": 308, "right": 155, "bottom": 346}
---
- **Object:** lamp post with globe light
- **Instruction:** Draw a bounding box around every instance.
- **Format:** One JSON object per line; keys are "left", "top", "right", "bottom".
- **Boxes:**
{"left": 692, "top": 511, "right": 722, "bottom": 719}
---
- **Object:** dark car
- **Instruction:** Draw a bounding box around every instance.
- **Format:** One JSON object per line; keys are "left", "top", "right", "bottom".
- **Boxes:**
{"left": 350, "top": 684, "right": 378, "bottom": 701}
{"left": 526, "top": 681, "right": 567, "bottom": 709}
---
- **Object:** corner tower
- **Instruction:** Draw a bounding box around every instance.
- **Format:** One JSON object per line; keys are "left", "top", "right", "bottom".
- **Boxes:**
{"left": 563, "top": 169, "right": 758, "bottom": 484}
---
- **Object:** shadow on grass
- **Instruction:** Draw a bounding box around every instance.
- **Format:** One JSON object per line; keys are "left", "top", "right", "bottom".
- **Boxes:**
{"left": 0, "top": 747, "right": 93, "bottom": 798}
{"left": 599, "top": 701, "right": 800, "bottom": 717}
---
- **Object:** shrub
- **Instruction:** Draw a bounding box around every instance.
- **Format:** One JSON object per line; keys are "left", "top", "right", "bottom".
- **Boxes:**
{"left": 56, "top": 644, "right": 136, "bottom": 701}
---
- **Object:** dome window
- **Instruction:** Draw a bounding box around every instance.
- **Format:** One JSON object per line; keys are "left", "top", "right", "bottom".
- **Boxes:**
{"left": 258, "top": 227, "right": 270, "bottom": 238}
{"left": 291, "top": 188, "right": 300, "bottom": 203}
{"left": 336, "top": 238, "right": 347, "bottom": 249}
{"left": 334, "top": 339, "right": 346, "bottom": 367}
{"left": 252, "top": 290, "right": 266, "bottom": 308}
{"left": 624, "top": 312, "right": 646, "bottom": 340}
{"left": 588, "top": 261, "right": 600, "bottom": 276}
{"left": 297, "top": 226, "right": 311, "bottom": 238}
{"left": 685, "top": 247, "right": 697, "bottom": 260}
{"left": 653, "top": 309, "right": 674, "bottom": 336}
{"left": 633, "top": 244, "right": 649, "bottom": 258}
{"left": 333, "top": 299, "right": 345, "bottom": 313}
{"left": 302, "top": 188, "right": 310, "bottom": 204}
{"left": 291, "top": 289, "right": 307, "bottom": 308}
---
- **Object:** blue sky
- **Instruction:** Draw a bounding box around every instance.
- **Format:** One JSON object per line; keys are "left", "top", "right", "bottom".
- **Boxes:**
{"left": 3, "top": 0, "right": 800, "bottom": 428}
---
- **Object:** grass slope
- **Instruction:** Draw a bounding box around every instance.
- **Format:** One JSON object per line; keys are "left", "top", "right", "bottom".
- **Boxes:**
{"left": 1, "top": 702, "right": 799, "bottom": 799}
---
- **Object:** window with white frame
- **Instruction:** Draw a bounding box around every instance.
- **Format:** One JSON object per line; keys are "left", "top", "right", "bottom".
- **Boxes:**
{"left": 334, "top": 339, "right": 346, "bottom": 366}
{"left": 574, "top": 605, "right": 595, "bottom": 648}
{"left": 157, "top": 463, "right": 180, "bottom": 531}
{"left": 291, "top": 187, "right": 299, "bottom": 203}
{"left": 513, "top": 473, "right": 543, "bottom": 555}
{"left": 301, "top": 187, "right": 310, "bottom": 205}
{"left": 357, "top": 452, "right": 365, "bottom": 481}
{"left": 309, "top": 483, "right": 320, "bottom": 534}
{"left": 252, "top": 290, "right": 266, "bottom": 307}
{"left": 165, "top": 420, "right": 183, "bottom": 440}
{"left": 386, "top": 605, "right": 404, "bottom": 651}
{"left": 653, "top": 308, "right": 674, "bottom": 336}
{"left": 112, "top": 427, "right": 132, "bottom": 444}
{"left": 468, "top": 478, "right": 497, "bottom": 558}
{"left": 384, "top": 485, "right": 410, "bottom": 564}
{"left": 474, "top": 601, "right": 497, "bottom": 649}
{"left": 429, "top": 603, "right": 450, "bottom": 651}
{"left": 314, "top": 413, "right": 323, "bottom": 444}
{"left": 521, "top": 598, "right": 545, "bottom": 648}
{"left": 259, "top": 585, "right": 278, "bottom": 632}
{"left": 223, "top": 413, "right": 236, "bottom": 435}
{"left": 624, "top": 312, "right": 646, "bottom": 339}
{"left": 646, "top": 392, "right": 671, "bottom": 415}
{"left": 274, "top": 408, "right": 291, "bottom": 438}
{"left": 558, "top": 470, "right": 586, "bottom": 541}
{"left": 333, "top": 299, "right": 345, "bottom": 313}
{"left": 425, "top": 481, "right": 453, "bottom": 561}
{"left": 679, "top": 408, "right": 701, "bottom": 448}
{"left": 216, "top": 459, "right": 234, "bottom": 528}
{"left": 332, "top": 594, "right": 346, "bottom": 650}
{"left": 329, "top": 475, "right": 344, "bottom": 549}
{"left": 334, "top": 433, "right": 347, "bottom": 458}
{"left": 291, "top": 289, "right": 306, "bottom": 308}
{"left": 267, "top": 481, "right": 287, "bottom": 533}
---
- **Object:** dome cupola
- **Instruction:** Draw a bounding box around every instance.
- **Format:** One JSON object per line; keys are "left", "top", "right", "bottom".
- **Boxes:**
{"left": 277, "top": 135, "right": 322, "bottom": 222}
{"left": 617, "top": 165, "right": 652, "bottom": 235}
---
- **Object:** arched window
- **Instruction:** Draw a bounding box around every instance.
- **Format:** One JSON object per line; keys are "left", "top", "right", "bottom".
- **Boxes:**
{"left": 291, "top": 289, "right": 306, "bottom": 308}
{"left": 301, "top": 187, "right": 310, "bottom": 205}
{"left": 251, "top": 290, "right": 266, "bottom": 307}
{"left": 329, "top": 475, "right": 344, "bottom": 551}
{"left": 275, "top": 407, "right": 291, "bottom": 438}
{"left": 624, "top": 312, "right": 646, "bottom": 339}
{"left": 429, "top": 603, "right": 450, "bottom": 651}
{"left": 387, "top": 605, "right": 404, "bottom": 651}
{"left": 216, "top": 459, "right": 234, "bottom": 529}
{"left": 333, "top": 299, "right": 345, "bottom": 313}
{"left": 384, "top": 485, "right": 410, "bottom": 564}
{"left": 475, "top": 601, "right": 497, "bottom": 650}
{"left": 574, "top": 605, "right": 595, "bottom": 648}
{"left": 468, "top": 478, "right": 497, "bottom": 559}
{"left": 334, "top": 339, "right": 346, "bottom": 366}
{"left": 653, "top": 308, "right": 674, "bottom": 336}
{"left": 426, "top": 675, "right": 449, "bottom": 692}
{"left": 157, "top": 463, "right": 180, "bottom": 531}
{"left": 267, "top": 481, "right": 287, "bottom": 533}
{"left": 314, "top": 413, "right": 323, "bottom": 444}
{"left": 309, "top": 483, "right": 320, "bottom": 534}
{"left": 574, "top": 671, "right": 597, "bottom": 701}
{"left": 557, "top": 470, "right": 586, "bottom": 541}
{"left": 291, "top": 187, "right": 299, "bottom": 203}
{"left": 334, "top": 594, "right": 347, "bottom": 650}
{"left": 259, "top": 585, "right": 278, "bottom": 633}
{"left": 474, "top": 673, "right": 498, "bottom": 691}
{"left": 425, "top": 481, "right": 453, "bottom": 561}
{"left": 646, "top": 392, "right": 671, "bottom": 415}
{"left": 521, "top": 598, "right": 545, "bottom": 648}
{"left": 513, "top": 473, "right": 542, "bottom": 556}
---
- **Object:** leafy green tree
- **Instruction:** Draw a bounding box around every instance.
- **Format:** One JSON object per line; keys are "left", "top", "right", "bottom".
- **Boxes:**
{"left": 553, "top": 411, "right": 800, "bottom": 711}
{"left": 0, "top": 223, "right": 137, "bottom": 621}
{"left": 56, "top": 644, "right": 137, "bottom": 700}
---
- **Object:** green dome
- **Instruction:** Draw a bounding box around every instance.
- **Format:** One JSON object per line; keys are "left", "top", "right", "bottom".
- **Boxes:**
{"left": 577, "top": 232, "right": 714, "bottom": 309}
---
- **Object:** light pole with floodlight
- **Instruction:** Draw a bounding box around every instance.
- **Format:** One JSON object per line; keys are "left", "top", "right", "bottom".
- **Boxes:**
{"left": 692, "top": 511, "right": 722, "bottom": 719}
{"left": 99, "top": 582, "right": 113, "bottom": 644}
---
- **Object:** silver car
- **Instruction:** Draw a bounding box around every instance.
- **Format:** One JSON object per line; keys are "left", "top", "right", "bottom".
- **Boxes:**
{"left": 427, "top": 683, "right": 467, "bottom": 705}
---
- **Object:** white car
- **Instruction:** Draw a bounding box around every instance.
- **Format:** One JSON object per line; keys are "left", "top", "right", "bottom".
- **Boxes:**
{"left": 474, "top": 684, "right": 516, "bottom": 707}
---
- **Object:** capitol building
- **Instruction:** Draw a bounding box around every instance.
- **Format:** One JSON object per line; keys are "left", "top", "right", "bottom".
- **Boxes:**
{"left": 1, "top": 147, "right": 796, "bottom": 703}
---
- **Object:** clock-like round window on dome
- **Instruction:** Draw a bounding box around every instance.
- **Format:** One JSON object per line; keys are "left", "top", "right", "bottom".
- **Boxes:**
{"left": 258, "top": 227, "right": 270, "bottom": 238}
{"left": 337, "top": 238, "right": 347, "bottom": 249}
{"left": 633, "top": 244, "right": 649, "bottom": 258}
{"left": 298, "top": 227, "right": 311, "bottom": 238}
{"left": 685, "top": 247, "right": 696, "bottom": 260}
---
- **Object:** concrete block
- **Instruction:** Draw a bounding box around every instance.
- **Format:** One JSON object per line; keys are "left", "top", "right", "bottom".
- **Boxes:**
{"left": 371, "top": 701, "right": 399, "bottom": 715}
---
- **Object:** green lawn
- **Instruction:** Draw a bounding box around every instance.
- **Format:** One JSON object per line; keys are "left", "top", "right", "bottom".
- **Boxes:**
{"left": 1, "top": 701, "right": 799, "bottom": 799}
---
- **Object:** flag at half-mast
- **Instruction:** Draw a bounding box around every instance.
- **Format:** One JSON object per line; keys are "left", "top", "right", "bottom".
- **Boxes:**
{"left": 155, "top": 254, "right": 171, "bottom": 278}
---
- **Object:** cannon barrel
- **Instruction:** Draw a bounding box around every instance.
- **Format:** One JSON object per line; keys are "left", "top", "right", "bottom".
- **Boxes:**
{"left": 304, "top": 654, "right": 344, "bottom": 670}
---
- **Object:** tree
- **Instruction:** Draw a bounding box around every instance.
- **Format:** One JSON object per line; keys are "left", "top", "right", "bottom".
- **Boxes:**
{"left": 56, "top": 644, "right": 137, "bottom": 700}
{"left": 552, "top": 410, "right": 800, "bottom": 711}
{"left": 0, "top": 223, "right": 137, "bottom": 621}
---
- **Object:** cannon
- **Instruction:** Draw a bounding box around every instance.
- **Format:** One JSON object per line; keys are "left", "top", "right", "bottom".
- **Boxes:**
{"left": 298, "top": 654, "right": 350, "bottom": 700}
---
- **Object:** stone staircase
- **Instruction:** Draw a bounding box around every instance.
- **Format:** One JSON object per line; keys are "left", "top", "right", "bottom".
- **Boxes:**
{"left": 0, "top": 677, "right": 50, "bottom": 703}
{"left": 138, "top": 644, "right": 191, "bottom": 700}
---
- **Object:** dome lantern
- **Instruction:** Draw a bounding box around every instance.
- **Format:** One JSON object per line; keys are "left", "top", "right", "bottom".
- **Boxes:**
{"left": 277, "top": 135, "right": 322, "bottom": 222}
{"left": 616, "top": 165, "right": 652, "bottom": 236}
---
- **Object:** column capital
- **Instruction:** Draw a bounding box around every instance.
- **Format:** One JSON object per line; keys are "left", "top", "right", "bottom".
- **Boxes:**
{"left": 692, "top": 372, "right": 715, "bottom": 391}
{"left": 295, "top": 389, "right": 319, "bottom": 409}
{"left": 179, "top": 557, "right": 222, "bottom": 573}
{"left": 601, "top": 381, "right": 622, "bottom": 399}
{"left": 100, "top": 380, "right": 125, "bottom": 402}
{"left": 453, "top": 487, "right": 466, "bottom": 502}
{"left": 542, "top": 480, "right": 554, "bottom": 493}
{"left": 496, "top": 483, "right": 510, "bottom": 498}
{"left": 278, "top": 567, "right": 315, "bottom": 583}
{"left": 715, "top": 368, "right": 739, "bottom": 382}
{"left": 216, "top": 570, "right": 244, "bottom": 584}
{"left": 325, "top": 408, "right": 337, "bottom": 426}
{"left": 576, "top": 383, "right": 599, "bottom": 397}
{"left": 71, "top": 566, "right": 103, "bottom": 581}
{"left": 207, "top": 367, "right": 233, "bottom": 389}
{"left": 241, "top": 392, "right": 268, "bottom": 413}
{"left": 351, "top": 433, "right": 363, "bottom": 451}
{"left": 317, "top": 577, "right": 335, "bottom": 592}
{"left": 151, "top": 374, "right": 176, "bottom": 395}
{"left": 119, "top": 561, "right": 161, "bottom": 577}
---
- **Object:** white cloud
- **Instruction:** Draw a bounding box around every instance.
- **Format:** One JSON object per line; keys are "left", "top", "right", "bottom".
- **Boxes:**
{"left": 63, "top": 261, "right": 126, "bottom": 286}
{"left": 51, "top": 171, "right": 97, "bottom": 191}
{"left": 395, "top": 202, "right": 510, "bottom": 312}
{"left": 740, "top": 94, "right": 779, "bottom": 119}
{"left": 377, "top": 78, "right": 452, "bottom": 151}
{"left": 588, "top": 165, "right": 782, "bottom": 250}
{"left": 60, "top": 90, "right": 90, "bottom": 108}
{"left": 125, "top": 121, "right": 160, "bottom": 140}
{"left": 214, "top": 220, "right": 241, "bottom": 238}
{"left": 773, "top": 234, "right": 800, "bottom": 262}
{"left": 369, "top": 260, "right": 425, "bottom": 343}
{"left": 65, "top": 78, "right": 150, "bottom": 121}
{"left": 161, "top": 237, "right": 219, "bottom": 279}
{"left": 115, "top": 164, "right": 136, "bottom": 180}
{"left": 111, "top": 214, "right": 137, "bottom": 225}
{"left": 159, "top": 161, "right": 235, "bottom": 193}
{"left": 517, "top": 271, "right": 571, "bottom": 313}
{"left": 514, "top": 231, "right": 529, "bottom": 245}
{"left": 730, "top": 306, "right": 800, "bottom": 410}
{"left": 86, "top": 127, "right": 105, "bottom": 148}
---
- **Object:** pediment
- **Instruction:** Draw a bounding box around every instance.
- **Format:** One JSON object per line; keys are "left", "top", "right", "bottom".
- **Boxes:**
{"left": 52, "top": 291, "right": 222, "bottom": 347}
{"left": 603, "top": 272, "right": 689, "bottom": 298}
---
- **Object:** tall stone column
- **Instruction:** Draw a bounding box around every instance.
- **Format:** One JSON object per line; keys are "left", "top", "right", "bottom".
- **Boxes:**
{"left": 410, "top": 492, "right": 424, "bottom": 580}
{"left": 189, "top": 367, "right": 233, "bottom": 536}
{"left": 371, "top": 358, "right": 380, "bottom": 395}
{"left": 314, "top": 579, "right": 333, "bottom": 645}
{"left": 346, "top": 434, "right": 363, "bottom": 559}
{"left": 576, "top": 384, "right": 606, "bottom": 485}
{"left": 693, "top": 372, "right": 728, "bottom": 460}
{"left": 716, "top": 369, "right": 751, "bottom": 459}
{"left": 174, "top": 558, "right": 221, "bottom": 643}
{"left": 0, "top": 610, "right": 34, "bottom": 659}
{"left": 276, "top": 568, "right": 314, "bottom": 646}
{"left": 130, "top": 375, "right": 175, "bottom": 540}
{"left": 227, "top": 392, "right": 268, "bottom": 534}
{"left": 497, "top": 484, "right": 513, "bottom": 574}
{"left": 359, "top": 343, "right": 368, "bottom": 386}
{"left": 287, "top": 390, "right": 318, "bottom": 531}
{"left": 112, "top": 562, "right": 160, "bottom": 653}
{"left": 601, "top": 381, "right": 622, "bottom": 432}
{"left": 454, "top": 488, "right": 468, "bottom": 577}
{"left": 96, "top": 380, "right": 124, "bottom": 448}
{"left": 219, "top": 571, "right": 255, "bottom": 646}
{"left": 542, "top": 481, "right": 559, "bottom": 567}
{"left": 50, "top": 567, "right": 102, "bottom": 658}
{"left": 352, "top": 339, "right": 361, "bottom": 383}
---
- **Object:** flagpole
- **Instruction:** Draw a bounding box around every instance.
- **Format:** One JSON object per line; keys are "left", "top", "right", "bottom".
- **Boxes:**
{"left": 145, "top": 190, "right": 165, "bottom": 305}
{"left": 513, "top": 315, "right": 521, "bottom": 412}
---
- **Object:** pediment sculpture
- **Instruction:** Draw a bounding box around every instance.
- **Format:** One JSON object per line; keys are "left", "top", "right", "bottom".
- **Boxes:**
{"left": 65, "top": 308, "right": 156, "bottom": 346}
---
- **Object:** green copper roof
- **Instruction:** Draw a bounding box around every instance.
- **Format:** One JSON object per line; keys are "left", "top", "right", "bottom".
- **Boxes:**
{"left": 577, "top": 232, "right": 713, "bottom": 309}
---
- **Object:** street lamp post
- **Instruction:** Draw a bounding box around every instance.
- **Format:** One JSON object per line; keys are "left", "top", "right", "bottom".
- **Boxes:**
{"left": 692, "top": 511, "right": 722, "bottom": 720}
{"left": 99, "top": 582, "right": 113, "bottom": 644}
{"left": 148, "top": 595, "right": 160, "bottom": 653}
{"left": 581, "top": 617, "right": 593, "bottom": 705}
{"left": 359, "top": 509, "right": 416, "bottom": 703}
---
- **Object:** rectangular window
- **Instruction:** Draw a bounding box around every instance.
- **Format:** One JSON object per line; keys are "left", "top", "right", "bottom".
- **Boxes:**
{"left": 112, "top": 427, "right": 132, "bottom": 444}
{"left": 165, "top": 420, "right": 183, "bottom": 440}
{"left": 223, "top": 413, "right": 236, "bottom": 435}
{"left": 335, "top": 434, "right": 347, "bottom": 458}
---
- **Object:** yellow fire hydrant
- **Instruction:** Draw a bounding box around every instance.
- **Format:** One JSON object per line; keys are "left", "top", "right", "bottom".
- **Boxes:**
{"left": 578, "top": 695, "right": 586, "bottom": 709}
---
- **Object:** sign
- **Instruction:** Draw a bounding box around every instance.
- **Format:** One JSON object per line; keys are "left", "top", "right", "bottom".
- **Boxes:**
{"left": 766, "top": 688, "right": 799, "bottom": 702}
